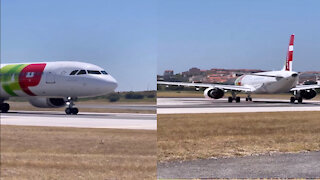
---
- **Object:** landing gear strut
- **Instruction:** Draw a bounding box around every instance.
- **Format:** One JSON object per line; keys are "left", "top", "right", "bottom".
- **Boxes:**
{"left": 246, "top": 93, "right": 253, "bottom": 102}
{"left": 290, "top": 91, "right": 303, "bottom": 104}
{"left": 0, "top": 103, "right": 10, "bottom": 113}
{"left": 65, "top": 97, "right": 79, "bottom": 115}
{"left": 228, "top": 91, "right": 241, "bottom": 103}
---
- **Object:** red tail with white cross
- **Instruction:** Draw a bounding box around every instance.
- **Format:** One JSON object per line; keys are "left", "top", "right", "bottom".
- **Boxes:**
{"left": 282, "top": 34, "right": 295, "bottom": 71}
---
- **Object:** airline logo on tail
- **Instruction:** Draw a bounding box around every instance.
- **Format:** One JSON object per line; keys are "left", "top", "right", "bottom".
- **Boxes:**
{"left": 285, "top": 34, "right": 295, "bottom": 71}
{"left": 0, "top": 63, "right": 46, "bottom": 96}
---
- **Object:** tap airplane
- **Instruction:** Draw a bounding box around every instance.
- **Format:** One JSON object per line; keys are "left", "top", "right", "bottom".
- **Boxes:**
{"left": 0, "top": 61, "right": 118, "bottom": 114}
{"left": 158, "top": 34, "right": 320, "bottom": 103}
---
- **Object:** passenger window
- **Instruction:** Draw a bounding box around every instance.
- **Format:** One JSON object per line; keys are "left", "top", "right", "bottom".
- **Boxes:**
{"left": 87, "top": 70, "right": 101, "bottom": 74}
{"left": 70, "top": 70, "right": 78, "bottom": 75}
{"left": 77, "top": 70, "right": 87, "bottom": 75}
{"left": 101, "top": 71, "right": 108, "bottom": 75}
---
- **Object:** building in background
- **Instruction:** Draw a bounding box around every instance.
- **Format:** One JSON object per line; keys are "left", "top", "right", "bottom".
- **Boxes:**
{"left": 159, "top": 67, "right": 320, "bottom": 85}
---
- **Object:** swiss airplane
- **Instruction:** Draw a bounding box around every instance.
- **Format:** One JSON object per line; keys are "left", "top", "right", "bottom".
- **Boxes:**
{"left": 158, "top": 34, "right": 320, "bottom": 103}
{"left": 0, "top": 61, "right": 118, "bottom": 114}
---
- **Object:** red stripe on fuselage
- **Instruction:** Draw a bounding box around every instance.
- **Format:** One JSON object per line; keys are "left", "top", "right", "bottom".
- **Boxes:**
{"left": 19, "top": 63, "right": 46, "bottom": 96}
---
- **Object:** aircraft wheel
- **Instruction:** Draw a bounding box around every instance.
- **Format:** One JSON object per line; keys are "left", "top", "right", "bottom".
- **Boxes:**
{"left": 228, "top": 97, "right": 233, "bottom": 103}
{"left": 249, "top": 97, "right": 252, "bottom": 101}
{"left": 235, "top": 97, "right": 241, "bottom": 103}
{"left": 71, "top": 108, "right": 79, "bottom": 115}
{"left": 245, "top": 98, "right": 248, "bottom": 101}
{"left": 298, "top": 97, "right": 303, "bottom": 104}
{"left": 65, "top": 108, "right": 72, "bottom": 115}
{"left": 0, "top": 103, "right": 10, "bottom": 113}
{"left": 290, "top": 97, "right": 295, "bottom": 103}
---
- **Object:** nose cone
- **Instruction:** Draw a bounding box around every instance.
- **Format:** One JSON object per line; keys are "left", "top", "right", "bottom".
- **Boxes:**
{"left": 85, "top": 75, "right": 118, "bottom": 97}
{"left": 96, "top": 75, "right": 117, "bottom": 95}
{"left": 108, "top": 75, "right": 118, "bottom": 91}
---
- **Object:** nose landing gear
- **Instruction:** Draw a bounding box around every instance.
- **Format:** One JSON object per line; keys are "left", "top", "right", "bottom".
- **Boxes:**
{"left": 65, "top": 97, "right": 79, "bottom": 115}
{"left": 245, "top": 93, "right": 253, "bottom": 102}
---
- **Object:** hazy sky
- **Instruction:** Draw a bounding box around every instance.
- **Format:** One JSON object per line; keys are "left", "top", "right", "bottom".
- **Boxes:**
{"left": 158, "top": 0, "right": 320, "bottom": 74}
{"left": 1, "top": 0, "right": 156, "bottom": 91}
{"left": 3, "top": 1, "right": 320, "bottom": 89}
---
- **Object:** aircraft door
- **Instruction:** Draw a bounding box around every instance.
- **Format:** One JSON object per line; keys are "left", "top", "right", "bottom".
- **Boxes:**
{"left": 46, "top": 72, "right": 56, "bottom": 84}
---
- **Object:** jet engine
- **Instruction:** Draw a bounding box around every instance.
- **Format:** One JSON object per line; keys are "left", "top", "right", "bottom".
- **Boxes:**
{"left": 204, "top": 88, "right": 224, "bottom": 99}
{"left": 300, "top": 89, "right": 317, "bottom": 100}
{"left": 28, "top": 97, "right": 66, "bottom": 108}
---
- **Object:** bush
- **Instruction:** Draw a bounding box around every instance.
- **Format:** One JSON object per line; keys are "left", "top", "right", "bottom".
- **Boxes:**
{"left": 147, "top": 93, "right": 155, "bottom": 98}
{"left": 107, "top": 93, "right": 120, "bottom": 102}
{"left": 125, "top": 92, "right": 144, "bottom": 99}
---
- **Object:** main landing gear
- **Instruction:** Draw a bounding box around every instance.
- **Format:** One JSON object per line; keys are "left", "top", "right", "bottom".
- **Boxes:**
{"left": 228, "top": 91, "right": 241, "bottom": 103}
{"left": 65, "top": 97, "right": 79, "bottom": 115}
{"left": 290, "top": 91, "right": 303, "bottom": 104}
{"left": 0, "top": 103, "right": 10, "bottom": 113}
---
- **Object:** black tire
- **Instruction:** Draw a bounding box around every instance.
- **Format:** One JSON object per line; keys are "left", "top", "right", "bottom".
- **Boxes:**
{"left": 249, "top": 98, "right": 252, "bottom": 101}
{"left": 235, "top": 97, "right": 241, "bottom": 103}
{"left": 290, "top": 97, "right": 295, "bottom": 103}
{"left": 71, "top": 108, "right": 79, "bottom": 115}
{"left": 65, "top": 108, "right": 72, "bottom": 115}
{"left": 298, "top": 97, "right": 303, "bottom": 104}
{"left": 228, "top": 97, "right": 233, "bottom": 103}
{"left": 1, "top": 103, "right": 10, "bottom": 113}
{"left": 246, "top": 98, "right": 248, "bottom": 101}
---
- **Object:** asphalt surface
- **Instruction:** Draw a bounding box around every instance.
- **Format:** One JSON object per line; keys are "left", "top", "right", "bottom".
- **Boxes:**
{"left": 1, "top": 111, "right": 156, "bottom": 130}
{"left": 77, "top": 104, "right": 156, "bottom": 111}
{"left": 158, "top": 151, "right": 320, "bottom": 178}
{"left": 157, "top": 98, "right": 320, "bottom": 114}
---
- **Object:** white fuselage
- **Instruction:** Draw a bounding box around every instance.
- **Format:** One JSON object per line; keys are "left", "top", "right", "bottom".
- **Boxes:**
{"left": 0, "top": 61, "right": 118, "bottom": 98}
{"left": 235, "top": 70, "right": 299, "bottom": 94}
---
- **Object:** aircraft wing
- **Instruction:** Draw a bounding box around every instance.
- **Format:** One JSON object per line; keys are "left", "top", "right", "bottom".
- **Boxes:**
{"left": 157, "top": 81, "right": 254, "bottom": 92}
{"left": 291, "top": 84, "right": 320, "bottom": 91}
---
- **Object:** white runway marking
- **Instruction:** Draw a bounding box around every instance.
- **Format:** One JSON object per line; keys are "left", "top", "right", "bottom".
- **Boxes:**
{"left": 157, "top": 98, "right": 320, "bottom": 114}
{"left": 1, "top": 111, "right": 156, "bottom": 130}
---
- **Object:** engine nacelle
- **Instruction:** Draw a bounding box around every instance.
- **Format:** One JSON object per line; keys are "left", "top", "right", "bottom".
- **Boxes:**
{"left": 204, "top": 88, "right": 224, "bottom": 99}
{"left": 300, "top": 89, "right": 317, "bottom": 100}
{"left": 28, "top": 97, "right": 66, "bottom": 108}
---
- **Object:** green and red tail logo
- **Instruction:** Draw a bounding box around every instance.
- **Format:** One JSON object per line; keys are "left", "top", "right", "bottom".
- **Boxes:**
{"left": 0, "top": 63, "right": 46, "bottom": 96}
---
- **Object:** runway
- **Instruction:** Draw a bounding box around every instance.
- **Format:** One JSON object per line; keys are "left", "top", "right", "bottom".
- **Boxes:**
{"left": 158, "top": 151, "right": 320, "bottom": 178}
{"left": 0, "top": 111, "right": 156, "bottom": 130}
{"left": 157, "top": 98, "right": 320, "bottom": 114}
{"left": 77, "top": 103, "right": 156, "bottom": 111}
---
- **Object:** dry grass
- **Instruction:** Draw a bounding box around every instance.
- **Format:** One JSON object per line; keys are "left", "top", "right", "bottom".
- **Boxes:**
{"left": 157, "top": 91, "right": 320, "bottom": 100}
{"left": 158, "top": 112, "right": 320, "bottom": 162}
{"left": 1, "top": 125, "right": 156, "bottom": 179}
{"left": 7, "top": 101, "right": 155, "bottom": 114}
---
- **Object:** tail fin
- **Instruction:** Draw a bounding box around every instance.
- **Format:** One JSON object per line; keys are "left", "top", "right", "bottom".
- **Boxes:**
{"left": 282, "top": 34, "right": 295, "bottom": 71}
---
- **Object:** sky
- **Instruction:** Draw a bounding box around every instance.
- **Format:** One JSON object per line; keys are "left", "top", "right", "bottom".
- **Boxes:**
{"left": 158, "top": 0, "right": 320, "bottom": 74}
{"left": 2, "top": 1, "right": 320, "bottom": 89}
{"left": 1, "top": 0, "right": 156, "bottom": 91}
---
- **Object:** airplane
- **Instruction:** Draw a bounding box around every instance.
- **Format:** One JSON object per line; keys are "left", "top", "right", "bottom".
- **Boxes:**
{"left": 0, "top": 61, "right": 118, "bottom": 114}
{"left": 158, "top": 34, "right": 320, "bottom": 103}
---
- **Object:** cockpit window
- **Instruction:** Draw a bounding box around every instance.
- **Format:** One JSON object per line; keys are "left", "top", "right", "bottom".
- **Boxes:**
{"left": 70, "top": 70, "right": 78, "bottom": 75}
{"left": 77, "top": 70, "right": 87, "bottom": 75}
{"left": 87, "top": 70, "right": 101, "bottom": 74}
{"left": 101, "top": 71, "right": 108, "bottom": 75}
